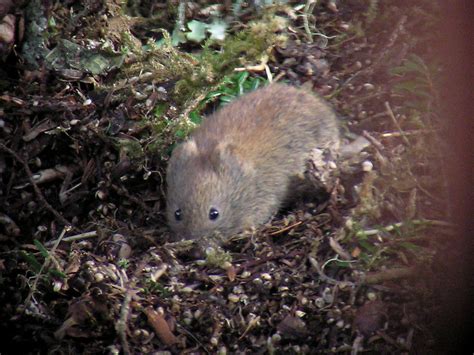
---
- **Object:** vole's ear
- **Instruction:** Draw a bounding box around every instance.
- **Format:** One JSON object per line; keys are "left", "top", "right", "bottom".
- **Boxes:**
{"left": 178, "top": 139, "right": 198, "bottom": 158}
{"left": 167, "top": 139, "right": 198, "bottom": 176}
{"left": 211, "top": 143, "right": 254, "bottom": 176}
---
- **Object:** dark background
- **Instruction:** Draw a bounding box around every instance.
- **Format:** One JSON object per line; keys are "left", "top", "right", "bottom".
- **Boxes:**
{"left": 436, "top": 0, "right": 474, "bottom": 352}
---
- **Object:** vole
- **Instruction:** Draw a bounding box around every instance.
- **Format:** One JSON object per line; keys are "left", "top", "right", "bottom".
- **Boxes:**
{"left": 166, "top": 83, "right": 340, "bottom": 242}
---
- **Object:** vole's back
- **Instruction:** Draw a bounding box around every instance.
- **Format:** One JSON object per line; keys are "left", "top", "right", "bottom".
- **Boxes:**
{"left": 196, "top": 83, "right": 338, "bottom": 161}
{"left": 166, "top": 83, "right": 339, "bottom": 241}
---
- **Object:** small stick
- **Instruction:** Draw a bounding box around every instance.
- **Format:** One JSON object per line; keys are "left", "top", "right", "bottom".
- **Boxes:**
{"left": 45, "top": 230, "right": 98, "bottom": 247}
{"left": 302, "top": 0, "right": 316, "bottom": 43}
{"left": 364, "top": 267, "right": 416, "bottom": 284}
{"left": 355, "top": 219, "right": 454, "bottom": 238}
{"left": 269, "top": 221, "right": 302, "bottom": 236}
{"left": 381, "top": 129, "right": 436, "bottom": 138}
{"left": 384, "top": 101, "right": 410, "bottom": 146}
{"left": 362, "top": 130, "right": 385, "bottom": 152}
{"left": 117, "top": 291, "right": 132, "bottom": 355}
{"left": 308, "top": 256, "right": 354, "bottom": 287}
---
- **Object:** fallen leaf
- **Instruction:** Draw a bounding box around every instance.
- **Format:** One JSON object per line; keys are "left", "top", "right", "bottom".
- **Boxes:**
{"left": 208, "top": 19, "right": 228, "bottom": 41}
{"left": 186, "top": 20, "right": 207, "bottom": 43}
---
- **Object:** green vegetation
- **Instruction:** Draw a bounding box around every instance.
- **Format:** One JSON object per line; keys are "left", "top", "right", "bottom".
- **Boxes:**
{"left": 20, "top": 240, "right": 66, "bottom": 280}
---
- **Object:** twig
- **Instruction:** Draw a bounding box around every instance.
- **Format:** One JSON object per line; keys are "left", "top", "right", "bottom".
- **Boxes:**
{"left": 0, "top": 142, "right": 72, "bottom": 228}
{"left": 239, "top": 315, "right": 261, "bottom": 340}
{"left": 381, "top": 129, "right": 437, "bottom": 138}
{"left": 328, "top": 237, "right": 353, "bottom": 261}
{"left": 45, "top": 230, "right": 98, "bottom": 247}
{"left": 117, "top": 256, "right": 150, "bottom": 354}
{"left": 362, "top": 130, "right": 389, "bottom": 168}
{"left": 321, "top": 255, "right": 357, "bottom": 270}
{"left": 234, "top": 250, "right": 302, "bottom": 275}
{"left": 308, "top": 256, "right": 354, "bottom": 287}
{"left": 362, "top": 130, "right": 385, "bottom": 152}
{"left": 364, "top": 267, "right": 417, "bottom": 284}
{"left": 117, "top": 291, "right": 132, "bottom": 355}
{"left": 302, "top": 0, "right": 316, "bottom": 43}
{"left": 269, "top": 221, "right": 302, "bottom": 236}
{"left": 384, "top": 101, "right": 410, "bottom": 146}
{"left": 355, "top": 219, "right": 455, "bottom": 238}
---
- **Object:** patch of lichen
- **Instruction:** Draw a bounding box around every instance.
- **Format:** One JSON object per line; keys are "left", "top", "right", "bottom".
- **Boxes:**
{"left": 21, "top": 0, "right": 52, "bottom": 69}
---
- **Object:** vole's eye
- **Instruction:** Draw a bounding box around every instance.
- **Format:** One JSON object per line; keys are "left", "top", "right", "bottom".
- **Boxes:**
{"left": 209, "top": 208, "right": 219, "bottom": 221}
{"left": 174, "top": 209, "right": 182, "bottom": 221}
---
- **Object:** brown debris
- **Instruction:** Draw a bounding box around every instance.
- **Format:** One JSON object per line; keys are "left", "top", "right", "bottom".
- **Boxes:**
{"left": 353, "top": 300, "right": 387, "bottom": 336}
{"left": 144, "top": 307, "right": 178, "bottom": 347}
{"left": 277, "top": 315, "right": 309, "bottom": 339}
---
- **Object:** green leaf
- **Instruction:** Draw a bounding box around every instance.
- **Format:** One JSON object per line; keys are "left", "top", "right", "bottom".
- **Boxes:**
{"left": 334, "top": 260, "right": 352, "bottom": 268}
{"left": 186, "top": 20, "right": 208, "bottom": 43}
{"left": 80, "top": 54, "right": 111, "bottom": 75}
{"left": 250, "top": 77, "right": 263, "bottom": 91}
{"left": 175, "top": 129, "right": 186, "bottom": 138}
{"left": 189, "top": 111, "right": 203, "bottom": 125}
{"left": 358, "top": 240, "right": 376, "bottom": 253}
{"left": 205, "top": 91, "right": 224, "bottom": 100}
{"left": 389, "top": 54, "right": 428, "bottom": 77}
{"left": 154, "top": 103, "right": 168, "bottom": 118}
{"left": 219, "top": 95, "right": 235, "bottom": 103}
{"left": 208, "top": 19, "right": 228, "bottom": 41}
{"left": 34, "top": 239, "right": 50, "bottom": 259}
{"left": 237, "top": 71, "right": 249, "bottom": 95}
{"left": 48, "top": 269, "right": 67, "bottom": 279}
{"left": 19, "top": 251, "right": 42, "bottom": 273}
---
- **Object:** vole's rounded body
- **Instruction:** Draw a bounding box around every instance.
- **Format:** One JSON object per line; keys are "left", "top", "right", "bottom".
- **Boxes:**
{"left": 166, "top": 83, "right": 339, "bottom": 241}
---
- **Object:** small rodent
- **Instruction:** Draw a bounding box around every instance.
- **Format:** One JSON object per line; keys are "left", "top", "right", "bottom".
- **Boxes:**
{"left": 166, "top": 83, "right": 340, "bottom": 242}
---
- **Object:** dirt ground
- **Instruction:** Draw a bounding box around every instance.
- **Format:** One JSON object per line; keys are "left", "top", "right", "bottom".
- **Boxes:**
{"left": 0, "top": 0, "right": 468, "bottom": 353}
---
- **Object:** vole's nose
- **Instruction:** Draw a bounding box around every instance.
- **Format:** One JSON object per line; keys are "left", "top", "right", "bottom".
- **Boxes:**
{"left": 189, "top": 246, "right": 205, "bottom": 259}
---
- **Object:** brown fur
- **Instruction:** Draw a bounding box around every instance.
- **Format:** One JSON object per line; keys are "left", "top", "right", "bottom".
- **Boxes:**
{"left": 166, "top": 83, "right": 340, "bottom": 241}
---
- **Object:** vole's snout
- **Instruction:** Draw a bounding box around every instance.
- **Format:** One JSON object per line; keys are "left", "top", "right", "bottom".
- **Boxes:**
{"left": 173, "top": 229, "right": 201, "bottom": 241}
{"left": 170, "top": 232, "right": 193, "bottom": 241}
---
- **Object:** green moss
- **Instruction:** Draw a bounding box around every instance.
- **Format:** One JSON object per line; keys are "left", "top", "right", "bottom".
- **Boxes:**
{"left": 205, "top": 247, "right": 233, "bottom": 269}
{"left": 115, "top": 138, "right": 145, "bottom": 160}
{"left": 174, "top": 15, "right": 288, "bottom": 103}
